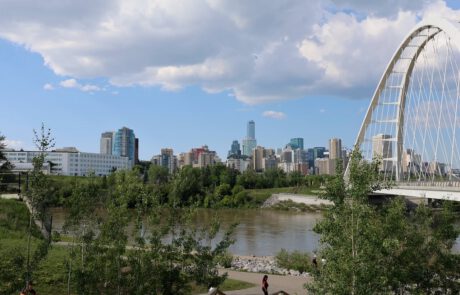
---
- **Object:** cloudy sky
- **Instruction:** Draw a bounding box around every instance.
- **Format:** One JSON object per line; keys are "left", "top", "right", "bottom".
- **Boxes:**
{"left": 1, "top": 0, "right": 460, "bottom": 159}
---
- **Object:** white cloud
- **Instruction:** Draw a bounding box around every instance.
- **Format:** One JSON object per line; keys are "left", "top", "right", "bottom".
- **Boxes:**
{"left": 59, "top": 78, "right": 101, "bottom": 92}
{"left": 60, "top": 79, "right": 79, "bottom": 88}
{"left": 43, "top": 83, "right": 54, "bottom": 90}
{"left": 263, "top": 110, "right": 286, "bottom": 120}
{"left": 0, "top": 0, "right": 457, "bottom": 103}
{"left": 4, "top": 139, "right": 23, "bottom": 150}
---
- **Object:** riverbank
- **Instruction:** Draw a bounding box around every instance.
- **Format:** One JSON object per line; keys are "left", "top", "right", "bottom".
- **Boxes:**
{"left": 229, "top": 255, "right": 311, "bottom": 277}
{"left": 262, "top": 193, "right": 333, "bottom": 209}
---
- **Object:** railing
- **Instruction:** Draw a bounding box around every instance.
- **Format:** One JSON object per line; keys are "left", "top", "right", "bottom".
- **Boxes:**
{"left": 0, "top": 172, "right": 28, "bottom": 194}
{"left": 397, "top": 181, "right": 460, "bottom": 188}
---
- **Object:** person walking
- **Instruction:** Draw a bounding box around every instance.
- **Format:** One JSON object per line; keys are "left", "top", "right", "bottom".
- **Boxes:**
{"left": 261, "top": 275, "right": 269, "bottom": 295}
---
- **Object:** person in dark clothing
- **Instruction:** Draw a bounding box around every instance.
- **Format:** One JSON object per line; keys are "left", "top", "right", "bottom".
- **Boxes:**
{"left": 261, "top": 275, "right": 269, "bottom": 295}
{"left": 312, "top": 255, "right": 318, "bottom": 268}
{"left": 27, "top": 282, "right": 37, "bottom": 295}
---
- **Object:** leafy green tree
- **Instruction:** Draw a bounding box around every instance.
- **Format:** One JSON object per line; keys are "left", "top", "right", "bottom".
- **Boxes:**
{"left": 63, "top": 175, "right": 101, "bottom": 294}
{"left": 307, "top": 150, "right": 460, "bottom": 294}
{"left": 0, "top": 133, "right": 12, "bottom": 172}
{"left": 148, "top": 165, "right": 170, "bottom": 185}
{"left": 236, "top": 169, "right": 258, "bottom": 189}
{"left": 170, "top": 166, "right": 203, "bottom": 206}
{"left": 24, "top": 123, "right": 55, "bottom": 288}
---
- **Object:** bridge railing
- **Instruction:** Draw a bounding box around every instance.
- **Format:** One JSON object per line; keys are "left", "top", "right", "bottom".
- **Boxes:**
{"left": 397, "top": 181, "right": 460, "bottom": 188}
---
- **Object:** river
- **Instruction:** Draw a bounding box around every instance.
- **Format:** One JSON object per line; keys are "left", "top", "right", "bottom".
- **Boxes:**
{"left": 49, "top": 208, "right": 460, "bottom": 256}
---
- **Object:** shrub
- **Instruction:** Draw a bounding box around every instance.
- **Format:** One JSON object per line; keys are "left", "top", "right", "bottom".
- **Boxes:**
{"left": 215, "top": 251, "right": 233, "bottom": 268}
{"left": 275, "top": 249, "right": 312, "bottom": 273}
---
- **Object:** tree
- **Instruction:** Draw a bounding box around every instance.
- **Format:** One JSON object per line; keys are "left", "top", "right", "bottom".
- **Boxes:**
{"left": 62, "top": 168, "right": 235, "bottom": 294}
{"left": 25, "top": 123, "right": 55, "bottom": 288}
{"left": 0, "top": 133, "right": 12, "bottom": 172}
{"left": 307, "top": 150, "right": 460, "bottom": 294}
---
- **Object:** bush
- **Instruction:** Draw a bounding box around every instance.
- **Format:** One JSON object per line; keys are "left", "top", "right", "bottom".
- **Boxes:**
{"left": 215, "top": 251, "right": 233, "bottom": 268}
{"left": 275, "top": 249, "right": 312, "bottom": 273}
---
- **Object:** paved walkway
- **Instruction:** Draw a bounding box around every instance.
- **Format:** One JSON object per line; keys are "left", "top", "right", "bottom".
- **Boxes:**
{"left": 202, "top": 269, "right": 311, "bottom": 295}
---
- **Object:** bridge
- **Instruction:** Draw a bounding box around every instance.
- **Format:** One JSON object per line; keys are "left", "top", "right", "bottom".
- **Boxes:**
{"left": 347, "top": 17, "right": 460, "bottom": 202}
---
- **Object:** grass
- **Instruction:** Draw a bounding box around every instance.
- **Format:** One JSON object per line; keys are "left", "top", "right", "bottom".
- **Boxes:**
{"left": 191, "top": 278, "right": 255, "bottom": 294}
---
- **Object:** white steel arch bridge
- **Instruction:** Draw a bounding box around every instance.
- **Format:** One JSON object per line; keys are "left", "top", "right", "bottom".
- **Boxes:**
{"left": 347, "top": 17, "right": 460, "bottom": 202}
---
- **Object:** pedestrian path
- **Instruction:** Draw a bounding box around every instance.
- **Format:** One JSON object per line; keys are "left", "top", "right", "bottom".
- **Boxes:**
{"left": 202, "top": 269, "right": 311, "bottom": 295}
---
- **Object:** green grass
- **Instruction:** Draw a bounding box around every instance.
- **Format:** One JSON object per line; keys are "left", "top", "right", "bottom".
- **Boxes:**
{"left": 246, "top": 186, "right": 323, "bottom": 205}
{"left": 191, "top": 278, "right": 255, "bottom": 294}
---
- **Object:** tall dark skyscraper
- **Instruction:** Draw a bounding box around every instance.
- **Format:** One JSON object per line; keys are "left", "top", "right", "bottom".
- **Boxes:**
{"left": 134, "top": 137, "right": 139, "bottom": 164}
{"left": 228, "top": 140, "right": 241, "bottom": 158}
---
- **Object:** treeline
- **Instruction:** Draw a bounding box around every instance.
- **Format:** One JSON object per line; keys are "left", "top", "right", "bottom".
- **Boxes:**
{"left": 40, "top": 164, "right": 332, "bottom": 208}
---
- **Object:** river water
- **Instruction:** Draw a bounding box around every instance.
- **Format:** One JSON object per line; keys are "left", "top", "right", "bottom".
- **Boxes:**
{"left": 49, "top": 208, "right": 459, "bottom": 256}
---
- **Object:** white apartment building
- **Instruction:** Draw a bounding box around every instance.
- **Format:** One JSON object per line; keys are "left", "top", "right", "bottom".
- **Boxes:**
{"left": 226, "top": 157, "right": 251, "bottom": 173}
{"left": 4, "top": 149, "right": 131, "bottom": 176}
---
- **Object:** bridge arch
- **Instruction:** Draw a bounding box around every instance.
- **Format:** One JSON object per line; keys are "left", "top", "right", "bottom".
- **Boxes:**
{"left": 347, "top": 17, "right": 460, "bottom": 183}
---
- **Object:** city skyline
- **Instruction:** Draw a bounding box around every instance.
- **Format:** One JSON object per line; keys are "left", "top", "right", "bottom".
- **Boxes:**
{"left": 1, "top": 1, "right": 460, "bottom": 160}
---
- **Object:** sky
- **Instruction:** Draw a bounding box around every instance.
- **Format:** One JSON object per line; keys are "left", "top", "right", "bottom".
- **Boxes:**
{"left": 1, "top": 0, "right": 460, "bottom": 160}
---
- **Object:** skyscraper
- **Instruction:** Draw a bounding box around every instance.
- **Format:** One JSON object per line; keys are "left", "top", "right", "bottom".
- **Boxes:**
{"left": 372, "top": 134, "right": 393, "bottom": 172}
{"left": 134, "top": 138, "right": 139, "bottom": 164}
{"left": 247, "top": 120, "right": 255, "bottom": 139}
{"left": 100, "top": 132, "right": 113, "bottom": 155}
{"left": 228, "top": 140, "right": 241, "bottom": 158}
{"left": 289, "top": 138, "right": 304, "bottom": 150}
{"left": 152, "top": 148, "right": 177, "bottom": 174}
{"left": 242, "top": 120, "right": 257, "bottom": 156}
{"left": 113, "top": 127, "right": 136, "bottom": 162}
{"left": 329, "top": 138, "right": 342, "bottom": 160}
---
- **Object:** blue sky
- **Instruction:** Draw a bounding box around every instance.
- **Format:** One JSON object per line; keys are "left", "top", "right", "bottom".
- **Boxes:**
{"left": 0, "top": 1, "right": 458, "bottom": 160}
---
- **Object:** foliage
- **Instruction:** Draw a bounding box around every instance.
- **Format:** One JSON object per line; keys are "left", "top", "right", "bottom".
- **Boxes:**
{"left": 60, "top": 168, "right": 236, "bottom": 294}
{"left": 214, "top": 251, "right": 233, "bottom": 268}
{"left": 0, "top": 132, "right": 12, "bottom": 172}
{"left": 275, "top": 249, "right": 313, "bottom": 273}
{"left": 307, "top": 150, "right": 460, "bottom": 294}
{"left": 271, "top": 200, "right": 324, "bottom": 212}
{"left": 0, "top": 199, "right": 48, "bottom": 294}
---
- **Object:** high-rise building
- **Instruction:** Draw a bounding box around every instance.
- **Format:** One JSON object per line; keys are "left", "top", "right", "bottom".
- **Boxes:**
{"left": 100, "top": 132, "right": 114, "bottom": 155}
{"left": 151, "top": 148, "right": 177, "bottom": 174}
{"left": 315, "top": 158, "right": 337, "bottom": 175}
{"left": 180, "top": 145, "right": 219, "bottom": 168}
{"left": 372, "top": 134, "right": 393, "bottom": 172}
{"left": 252, "top": 146, "right": 266, "bottom": 172}
{"left": 313, "top": 147, "right": 326, "bottom": 160}
{"left": 113, "top": 127, "right": 136, "bottom": 162}
{"left": 329, "top": 138, "right": 342, "bottom": 160}
{"left": 134, "top": 138, "right": 139, "bottom": 164}
{"left": 247, "top": 120, "right": 255, "bottom": 139}
{"left": 228, "top": 140, "right": 241, "bottom": 158}
{"left": 289, "top": 138, "right": 304, "bottom": 150}
{"left": 242, "top": 120, "right": 257, "bottom": 156}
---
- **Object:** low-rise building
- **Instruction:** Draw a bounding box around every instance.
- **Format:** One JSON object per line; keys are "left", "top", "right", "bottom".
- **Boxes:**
{"left": 4, "top": 148, "right": 131, "bottom": 176}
